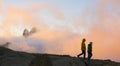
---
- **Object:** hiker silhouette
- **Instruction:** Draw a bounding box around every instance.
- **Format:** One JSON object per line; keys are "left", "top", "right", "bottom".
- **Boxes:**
{"left": 77, "top": 38, "right": 86, "bottom": 59}
{"left": 87, "top": 42, "right": 93, "bottom": 61}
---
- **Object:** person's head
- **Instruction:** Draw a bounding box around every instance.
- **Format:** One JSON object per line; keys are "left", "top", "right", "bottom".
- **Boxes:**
{"left": 89, "top": 42, "right": 92, "bottom": 45}
{"left": 82, "top": 38, "right": 86, "bottom": 42}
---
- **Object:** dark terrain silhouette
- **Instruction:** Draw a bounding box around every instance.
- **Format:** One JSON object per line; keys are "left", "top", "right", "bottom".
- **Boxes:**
{"left": 0, "top": 46, "right": 120, "bottom": 66}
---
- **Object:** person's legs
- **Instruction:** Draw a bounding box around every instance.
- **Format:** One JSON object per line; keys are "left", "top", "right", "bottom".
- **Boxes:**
{"left": 88, "top": 52, "right": 92, "bottom": 60}
{"left": 77, "top": 50, "right": 84, "bottom": 58}
{"left": 87, "top": 52, "right": 90, "bottom": 60}
{"left": 83, "top": 50, "right": 86, "bottom": 59}
{"left": 89, "top": 53, "right": 92, "bottom": 60}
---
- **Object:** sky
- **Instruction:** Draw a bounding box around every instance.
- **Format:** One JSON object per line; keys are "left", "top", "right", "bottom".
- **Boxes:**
{"left": 0, "top": 0, "right": 120, "bottom": 62}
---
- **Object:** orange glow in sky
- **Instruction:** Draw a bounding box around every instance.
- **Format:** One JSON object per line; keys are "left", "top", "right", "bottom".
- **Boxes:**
{"left": 0, "top": 0, "right": 120, "bottom": 62}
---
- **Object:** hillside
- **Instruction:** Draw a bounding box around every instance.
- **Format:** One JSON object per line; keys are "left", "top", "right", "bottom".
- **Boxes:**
{"left": 0, "top": 47, "right": 120, "bottom": 66}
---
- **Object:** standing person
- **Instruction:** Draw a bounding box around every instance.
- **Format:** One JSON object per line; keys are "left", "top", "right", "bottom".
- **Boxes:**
{"left": 87, "top": 42, "right": 93, "bottom": 61}
{"left": 77, "top": 38, "right": 86, "bottom": 59}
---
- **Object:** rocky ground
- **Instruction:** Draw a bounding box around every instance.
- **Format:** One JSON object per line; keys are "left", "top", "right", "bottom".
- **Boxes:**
{"left": 0, "top": 47, "right": 120, "bottom": 66}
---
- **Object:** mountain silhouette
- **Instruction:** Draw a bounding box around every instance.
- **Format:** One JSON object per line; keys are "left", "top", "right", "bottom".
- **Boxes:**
{"left": 0, "top": 47, "right": 119, "bottom": 66}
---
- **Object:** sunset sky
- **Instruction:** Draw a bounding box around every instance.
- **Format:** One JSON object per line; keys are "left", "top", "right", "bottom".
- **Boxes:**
{"left": 0, "top": 0, "right": 120, "bottom": 62}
